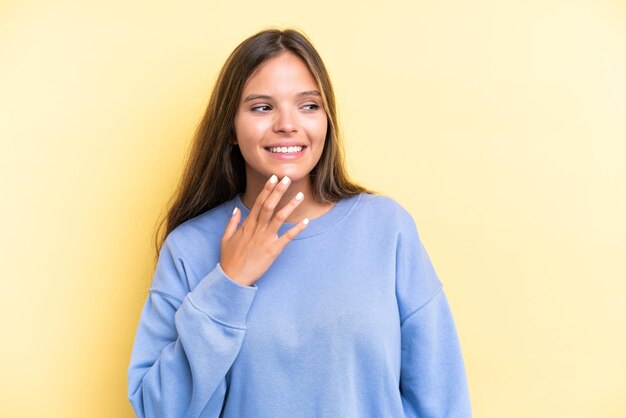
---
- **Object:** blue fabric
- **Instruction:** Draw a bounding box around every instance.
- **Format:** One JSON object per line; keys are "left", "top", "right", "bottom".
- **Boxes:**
{"left": 128, "top": 192, "right": 472, "bottom": 417}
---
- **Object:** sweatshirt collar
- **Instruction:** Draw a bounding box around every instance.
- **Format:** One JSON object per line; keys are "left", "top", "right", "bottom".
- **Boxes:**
{"left": 229, "top": 192, "right": 362, "bottom": 239}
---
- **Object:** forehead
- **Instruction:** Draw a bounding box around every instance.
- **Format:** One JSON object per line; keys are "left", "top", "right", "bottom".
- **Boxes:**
{"left": 242, "top": 51, "right": 319, "bottom": 93}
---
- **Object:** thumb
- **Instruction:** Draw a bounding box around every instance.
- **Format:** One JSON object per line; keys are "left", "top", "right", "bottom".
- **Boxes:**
{"left": 222, "top": 206, "right": 241, "bottom": 242}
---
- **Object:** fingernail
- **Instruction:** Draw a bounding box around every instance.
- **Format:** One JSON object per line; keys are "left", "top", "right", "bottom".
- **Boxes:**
{"left": 269, "top": 175, "right": 278, "bottom": 184}
{"left": 281, "top": 176, "right": 290, "bottom": 185}
{"left": 232, "top": 207, "right": 238, "bottom": 215}
{"left": 303, "top": 218, "right": 310, "bottom": 225}
{"left": 295, "top": 192, "right": 304, "bottom": 200}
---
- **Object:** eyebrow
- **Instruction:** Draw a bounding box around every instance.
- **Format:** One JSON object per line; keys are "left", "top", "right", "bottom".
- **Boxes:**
{"left": 243, "top": 90, "right": 322, "bottom": 102}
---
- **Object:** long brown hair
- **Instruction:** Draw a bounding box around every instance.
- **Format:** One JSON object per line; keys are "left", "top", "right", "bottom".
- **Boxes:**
{"left": 153, "top": 28, "right": 375, "bottom": 263}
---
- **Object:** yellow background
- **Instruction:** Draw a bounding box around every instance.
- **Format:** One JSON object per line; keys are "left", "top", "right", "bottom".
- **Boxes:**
{"left": 1, "top": 0, "right": 625, "bottom": 417}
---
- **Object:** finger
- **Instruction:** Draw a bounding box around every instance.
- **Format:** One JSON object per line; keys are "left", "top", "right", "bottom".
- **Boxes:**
{"left": 222, "top": 206, "right": 241, "bottom": 242}
{"left": 275, "top": 217, "right": 309, "bottom": 250}
{"left": 267, "top": 191, "right": 304, "bottom": 234}
{"left": 246, "top": 174, "right": 279, "bottom": 227}
{"left": 257, "top": 175, "right": 291, "bottom": 227}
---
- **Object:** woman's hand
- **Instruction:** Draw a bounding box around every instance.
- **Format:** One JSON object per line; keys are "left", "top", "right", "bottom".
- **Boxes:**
{"left": 220, "top": 174, "right": 309, "bottom": 286}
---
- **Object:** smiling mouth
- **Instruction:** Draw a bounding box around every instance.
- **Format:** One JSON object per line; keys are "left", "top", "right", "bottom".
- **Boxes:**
{"left": 264, "top": 145, "right": 307, "bottom": 154}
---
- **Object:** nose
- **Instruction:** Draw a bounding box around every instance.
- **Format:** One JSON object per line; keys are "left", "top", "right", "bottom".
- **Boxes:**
{"left": 273, "top": 108, "right": 298, "bottom": 134}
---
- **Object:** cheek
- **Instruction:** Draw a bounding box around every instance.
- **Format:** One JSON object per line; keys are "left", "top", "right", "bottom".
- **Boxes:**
{"left": 236, "top": 116, "right": 270, "bottom": 141}
{"left": 234, "top": 120, "right": 252, "bottom": 146}
{"left": 304, "top": 115, "right": 328, "bottom": 140}
{"left": 320, "top": 118, "right": 328, "bottom": 138}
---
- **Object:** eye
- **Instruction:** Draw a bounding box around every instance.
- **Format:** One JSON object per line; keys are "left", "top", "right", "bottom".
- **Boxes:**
{"left": 251, "top": 105, "right": 271, "bottom": 112}
{"left": 302, "top": 103, "right": 320, "bottom": 111}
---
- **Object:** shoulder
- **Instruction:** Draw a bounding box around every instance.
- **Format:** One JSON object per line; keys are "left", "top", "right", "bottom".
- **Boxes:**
{"left": 151, "top": 200, "right": 234, "bottom": 295}
{"left": 358, "top": 192, "right": 419, "bottom": 231}
{"left": 164, "top": 199, "right": 234, "bottom": 259}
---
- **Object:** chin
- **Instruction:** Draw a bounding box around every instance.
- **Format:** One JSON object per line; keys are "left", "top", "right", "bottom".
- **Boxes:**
{"left": 247, "top": 161, "right": 316, "bottom": 185}
{"left": 270, "top": 165, "right": 311, "bottom": 180}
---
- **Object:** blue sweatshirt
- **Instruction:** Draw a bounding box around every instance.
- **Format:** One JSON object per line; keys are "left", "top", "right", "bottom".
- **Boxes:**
{"left": 127, "top": 192, "right": 472, "bottom": 417}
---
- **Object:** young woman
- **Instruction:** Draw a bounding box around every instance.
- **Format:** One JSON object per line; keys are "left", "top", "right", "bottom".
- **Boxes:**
{"left": 127, "top": 28, "right": 472, "bottom": 417}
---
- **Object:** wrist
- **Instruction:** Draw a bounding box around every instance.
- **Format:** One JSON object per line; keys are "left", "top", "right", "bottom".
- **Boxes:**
{"left": 220, "top": 262, "right": 255, "bottom": 287}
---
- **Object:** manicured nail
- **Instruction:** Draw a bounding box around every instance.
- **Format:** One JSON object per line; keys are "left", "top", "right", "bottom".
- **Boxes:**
{"left": 303, "top": 218, "right": 309, "bottom": 225}
{"left": 232, "top": 207, "right": 238, "bottom": 215}
{"left": 295, "top": 192, "right": 304, "bottom": 200}
{"left": 281, "top": 176, "right": 290, "bottom": 185}
{"left": 269, "top": 175, "right": 278, "bottom": 184}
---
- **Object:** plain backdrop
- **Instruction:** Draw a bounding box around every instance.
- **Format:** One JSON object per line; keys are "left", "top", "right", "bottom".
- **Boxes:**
{"left": 1, "top": 0, "right": 625, "bottom": 417}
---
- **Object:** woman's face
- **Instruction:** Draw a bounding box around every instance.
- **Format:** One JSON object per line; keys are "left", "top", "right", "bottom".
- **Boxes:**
{"left": 234, "top": 51, "right": 327, "bottom": 187}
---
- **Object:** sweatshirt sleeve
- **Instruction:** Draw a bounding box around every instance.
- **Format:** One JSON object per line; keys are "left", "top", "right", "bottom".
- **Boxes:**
{"left": 395, "top": 214, "right": 472, "bottom": 417}
{"left": 127, "top": 234, "right": 258, "bottom": 418}
{"left": 400, "top": 289, "right": 472, "bottom": 417}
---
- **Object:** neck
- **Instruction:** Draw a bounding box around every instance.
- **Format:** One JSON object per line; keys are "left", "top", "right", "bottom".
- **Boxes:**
{"left": 241, "top": 174, "right": 331, "bottom": 223}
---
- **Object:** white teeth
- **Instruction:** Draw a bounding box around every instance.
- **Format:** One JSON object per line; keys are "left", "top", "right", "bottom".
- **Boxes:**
{"left": 268, "top": 146, "right": 303, "bottom": 154}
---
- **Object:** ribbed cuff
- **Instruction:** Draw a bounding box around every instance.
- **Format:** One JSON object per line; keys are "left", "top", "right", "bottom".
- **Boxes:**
{"left": 187, "top": 263, "right": 258, "bottom": 328}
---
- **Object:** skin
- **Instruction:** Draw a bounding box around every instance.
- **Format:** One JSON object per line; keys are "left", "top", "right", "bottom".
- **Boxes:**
{"left": 220, "top": 51, "right": 335, "bottom": 286}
